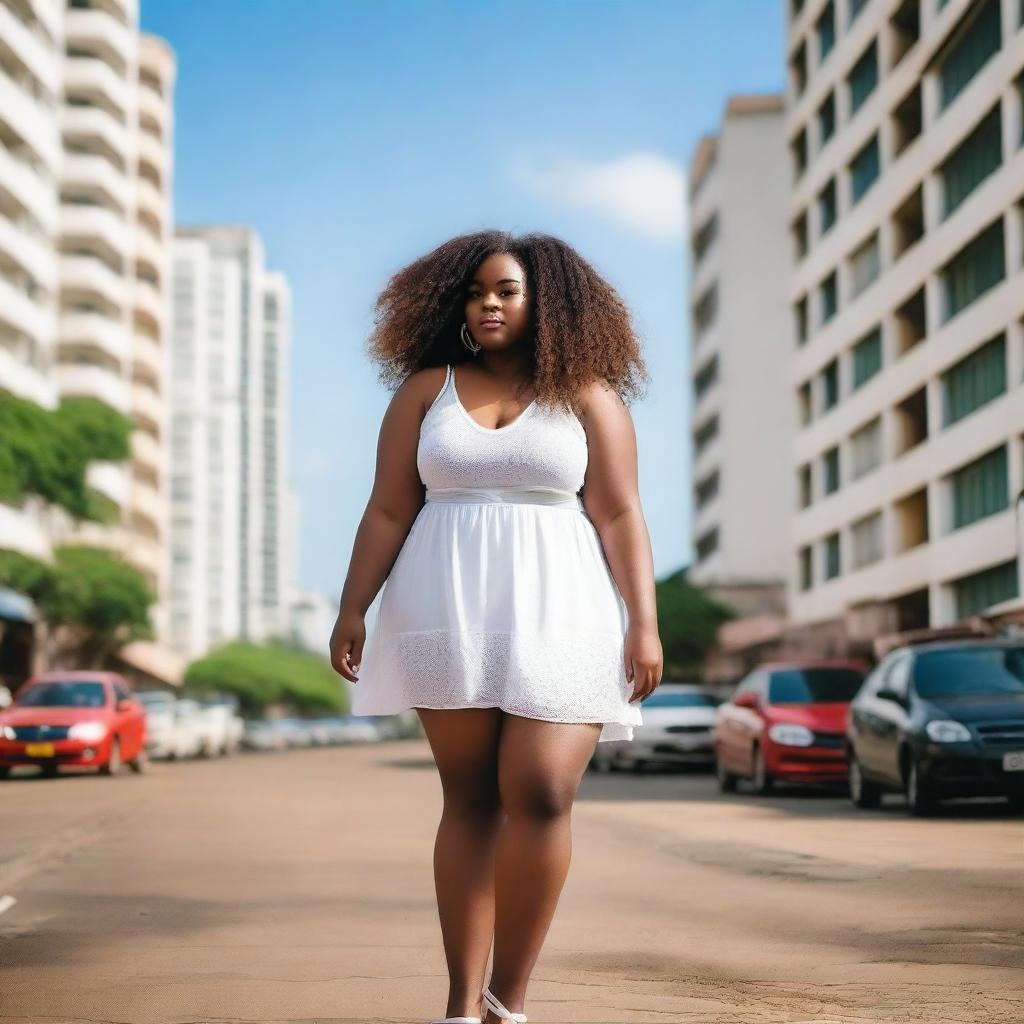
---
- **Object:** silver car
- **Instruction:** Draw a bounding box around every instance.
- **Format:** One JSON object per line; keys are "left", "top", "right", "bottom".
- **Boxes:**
{"left": 591, "top": 683, "right": 722, "bottom": 773}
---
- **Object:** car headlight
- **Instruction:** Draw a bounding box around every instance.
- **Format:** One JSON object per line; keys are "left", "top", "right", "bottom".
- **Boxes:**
{"left": 925, "top": 720, "right": 972, "bottom": 743}
{"left": 68, "top": 721, "right": 108, "bottom": 743}
{"left": 1, "top": 725, "right": 15, "bottom": 740}
{"left": 767, "top": 723, "right": 815, "bottom": 747}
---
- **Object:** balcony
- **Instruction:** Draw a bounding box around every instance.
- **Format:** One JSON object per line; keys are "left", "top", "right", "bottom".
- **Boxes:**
{"left": 60, "top": 202, "right": 131, "bottom": 260}
{"left": 133, "top": 333, "right": 164, "bottom": 386}
{"left": 135, "top": 176, "right": 166, "bottom": 231}
{"left": 65, "top": 8, "right": 134, "bottom": 70}
{"left": 0, "top": 65, "right": 60, "bottom": 170}
{"left": 58, "top": 310, "right": 130, "bottom": 366}
{"left": 0, "top": 214, "right": 57, "bottom": 291}
{"left": 137, "top": 130, "right": 168, "bottom": 182}
{"left": 137, "top": 83, "right": 168, "bottom": 139}
{"left": 132, "top": 381, "right": 164, "bottom": 434}
{"left": 0, "top": 275, "right": 50, "bottom": 344}
{"left": 0, "top": 3, "right": 60, "bottom": 99}
{"left": 60, "top": 104, "right": 130, "bottom": 161}
{"left": 61, "top": 152, "right": 130, "bottom": 210}
{"left": 64, "top": 56, "right": 131, "bottom": 120}
{"left": 134, "top": 278, "right": 165, "bottom": 328}
{"left": 60, "top": 254, "right": 127, "bottom": 310}
{"left": 57, "top": 362, "right": 130, "bottom": 413}
{"left": 0, "top": 347, "right": 56, "bottom": 407}
{"left": 131, "top": 428, "right": 162, "bottom": 474}
{"left": 0, "top": 143, "right": 58, "bottom": 230}
{"left": 134, "top": 222, "right": 164, "bottom": 277}
{"left": 86, "top": 460, "right": 130, "bottom": 507}
{"left": 130, "top": 479, "right": 163, "bottom": 535}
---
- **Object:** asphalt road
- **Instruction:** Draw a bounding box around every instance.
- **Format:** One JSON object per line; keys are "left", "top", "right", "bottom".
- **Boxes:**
{"left": 0, "top": 739, "right": 1022, "bottom": 1024}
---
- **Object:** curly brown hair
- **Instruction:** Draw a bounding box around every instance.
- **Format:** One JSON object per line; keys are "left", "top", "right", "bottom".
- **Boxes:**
{"left": 366, "top": 229, "right": 649, "bottom": 413}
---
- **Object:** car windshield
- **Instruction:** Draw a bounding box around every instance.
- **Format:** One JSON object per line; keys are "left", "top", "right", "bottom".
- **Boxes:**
{"left": 914, "top": 647, "right": 1024, "bottom": 699}
{"left": 17, "top": 681, "right": 107, "bottom": 708}
{"left": 768, "top": 668, "right": 864, "bottom": 704}
{"left": 641, "top": 691, "right": 719, "bottom": 708}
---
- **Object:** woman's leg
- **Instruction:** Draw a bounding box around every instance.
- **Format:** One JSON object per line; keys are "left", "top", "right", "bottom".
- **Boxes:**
{"left": 483, "top": 715, "right": 602, "bottom": 1022}
{"left": 416, "top": 707, "right": 505, "bottom": 1020}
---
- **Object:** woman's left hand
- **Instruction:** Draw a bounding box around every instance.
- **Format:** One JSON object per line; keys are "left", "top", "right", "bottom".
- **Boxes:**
{"left": 624, "top": 623, "right": 663, "bottom": 703}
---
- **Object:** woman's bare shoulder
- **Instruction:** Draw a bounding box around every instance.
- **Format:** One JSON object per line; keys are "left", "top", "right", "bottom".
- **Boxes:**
{"left": 392, "top": 365, "right": 449, "bottom": 416}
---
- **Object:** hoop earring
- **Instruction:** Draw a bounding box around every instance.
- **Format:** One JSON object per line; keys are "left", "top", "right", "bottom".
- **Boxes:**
{"left": 461, "top": 322, "right": 481, "bottom": 354}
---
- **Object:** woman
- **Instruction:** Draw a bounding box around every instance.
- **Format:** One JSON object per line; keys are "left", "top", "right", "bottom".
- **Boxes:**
{"left": 329, "top": 229, "right": 663, "bottom": 1024}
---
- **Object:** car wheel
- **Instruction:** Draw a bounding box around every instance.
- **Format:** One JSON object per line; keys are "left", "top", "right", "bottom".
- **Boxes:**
{"left": 751, "top": 744, "right": 773, "bottom": 795}
{"left": 41, "top": 762, "right": 58, "bottom": 778}
{"left": 630, "top": 758, "right": 647, "bottom": 774}
{"left": 905, "top": 755, "right": 935, "bottom": 816}
{"left": 128, "top": 746, "right": 149, "bottom": 774}
{"left": 848, "top": 751, "right": 882, "bottom": 809}
{"left": 715, "top": 755, "right": 738, "bottom": 793}
{"left": 99, "top": 737, "right": 122, "bottom": 777}
{"left": 0, "top": 766, "right": 10, "bottom": 780}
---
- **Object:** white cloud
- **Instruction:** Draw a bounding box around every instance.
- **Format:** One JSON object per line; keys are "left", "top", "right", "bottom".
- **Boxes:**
{"left": 512, "top": 151, "right": 687, "bottom": 243}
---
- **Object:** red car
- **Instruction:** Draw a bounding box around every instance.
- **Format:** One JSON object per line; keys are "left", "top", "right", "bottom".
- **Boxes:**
{"left": 0, "top": 671, "right": 147, "bottom": 778}
{"left": 713, "top": 659, "right": 868, "bottom": 794}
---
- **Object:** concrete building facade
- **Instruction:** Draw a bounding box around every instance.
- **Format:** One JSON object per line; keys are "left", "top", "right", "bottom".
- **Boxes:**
{"left": 687, "top": 95, "right": 796, "bottom": 618}
{"left": 785, "top": 0, "right": 1024, "bottom": 643}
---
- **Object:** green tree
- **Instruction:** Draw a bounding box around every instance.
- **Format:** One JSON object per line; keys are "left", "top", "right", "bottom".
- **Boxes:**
{"left": 655, "top": 566, "right": 736, "bottom": 679}
{"left": 184, "top": 640, "right": 348, "bottom": 716}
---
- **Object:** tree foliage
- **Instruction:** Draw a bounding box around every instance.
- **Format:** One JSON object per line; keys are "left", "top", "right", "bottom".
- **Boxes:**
{"left": 0, "top": 393, "right": 132, "bottom": 519}
{"left": 655, "top": 566, "right": 736, "bottom": 679}
{"left": 184, "top": 641, "right": 348, "bottom": 715}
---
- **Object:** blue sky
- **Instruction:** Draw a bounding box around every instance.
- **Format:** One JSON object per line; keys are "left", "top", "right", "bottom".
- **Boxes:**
{"left": 140, "top": 0, "right": 786, "bottom": 600}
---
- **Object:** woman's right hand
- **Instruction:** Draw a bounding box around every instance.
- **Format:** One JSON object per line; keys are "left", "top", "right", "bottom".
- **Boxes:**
{"left": 329, "top": 611, "right": 366, "bottom": 683}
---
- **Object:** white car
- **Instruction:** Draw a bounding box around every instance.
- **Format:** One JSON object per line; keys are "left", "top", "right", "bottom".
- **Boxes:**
{"left": 137, "top": 690, "right": 178, "bottom": 759}
{"left": 197, "top": 699, "right": 243, "bottom": 756}
{"left": 590, "top": 683, "right": 722, "bottom": 773}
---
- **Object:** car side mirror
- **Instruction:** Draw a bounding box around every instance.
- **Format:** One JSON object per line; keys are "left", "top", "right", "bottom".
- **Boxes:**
{"left": 116, "top": 698, "right": 134, "bottom": 711}
{"left": 876, "top": 688, "right": 905, "bottom": 705}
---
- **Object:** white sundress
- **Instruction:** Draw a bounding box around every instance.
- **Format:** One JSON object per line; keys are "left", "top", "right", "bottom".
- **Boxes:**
{"left": 350, "top": 363, "right": 643, "bottom": 742}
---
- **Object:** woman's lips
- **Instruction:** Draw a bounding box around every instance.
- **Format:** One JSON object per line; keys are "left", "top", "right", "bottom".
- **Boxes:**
{"left": 480, "top": 320, "right": 504, "bottom": 329}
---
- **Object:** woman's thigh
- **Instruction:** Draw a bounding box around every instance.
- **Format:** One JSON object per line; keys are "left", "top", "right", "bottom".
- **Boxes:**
{"left": 415, "top": 707, "right": 504, "bottom": 809}
{"left": 496, "top": 715, "right": 602, "bottom": 817}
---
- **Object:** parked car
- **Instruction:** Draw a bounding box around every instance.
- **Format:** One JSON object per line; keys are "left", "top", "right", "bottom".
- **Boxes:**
{"left": 197, "top": 697, "right": 244, "bottom": 756}
{"left": 0, "top": 671, "right": 147, "bottom": 778}
{"left": 137, "top": 690, "right": 178, "bottom": 759}
{"left": 590, "top": 683, "right": 721, "bottom": 772}
{"left": 847, "top": 638, "right": 1024, "bottom": 815}
{"left": 241, "top": 719, "right": 288, "bottom": 752}
{"left": 713, "top": 660, "right": 867, "bottom": 794}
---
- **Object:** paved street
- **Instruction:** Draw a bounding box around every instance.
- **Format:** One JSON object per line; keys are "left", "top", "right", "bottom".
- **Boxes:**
{"left": 0, "top": 738, "right": 1022, "bottom": 1024}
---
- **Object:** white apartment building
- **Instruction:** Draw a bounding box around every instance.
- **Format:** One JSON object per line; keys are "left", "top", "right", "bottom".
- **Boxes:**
{"left": 687, "top": 95, "right": 796, "bottom": 611}
{"left": 0, "top": 1, "right": 176, "bottom": 641}
{"left": 168, "top": 227, "right": 293, "bottom": 658}
{"left": 786, "top": 0, "right": 1024, "bottom": 644}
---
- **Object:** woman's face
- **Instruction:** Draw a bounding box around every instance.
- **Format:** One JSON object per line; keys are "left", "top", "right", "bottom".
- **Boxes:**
{"left": 463, "top": 253, "right": 531, "bottom": 352}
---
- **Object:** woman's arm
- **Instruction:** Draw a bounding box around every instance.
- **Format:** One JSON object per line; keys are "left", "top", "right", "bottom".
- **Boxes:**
{"left": 329, "top": 369, "right": 439, "bottom": 683}
{"left": 578, "top": 380, "right": 663, "bottom": 702}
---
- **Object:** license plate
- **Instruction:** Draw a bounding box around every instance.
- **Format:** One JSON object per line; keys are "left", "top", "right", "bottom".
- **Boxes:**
{"left": 1003, "top": 751, "right": 1024, "bottom": 771}
{"left": 25, "top": 742, "right": 54, "bottom": 757}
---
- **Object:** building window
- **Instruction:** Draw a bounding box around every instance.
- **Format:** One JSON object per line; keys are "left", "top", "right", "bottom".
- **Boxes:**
{"left": 817, "top": 92, "right": 836, "bottom": 146}
{"left": 799, "top": 381, "right": 812, "bottom": 425}
{"left": 792, "top": 41, "right": 808, "bottom": 98}
{"left": 692, "top": 213, "right": 718, "bottom": 265}
{"left": 695, "top": 469, "right": 720, "bottom": 509}
{"left": 696, "top": 526, "right": 719, "bottom": 563}
{"left": 792, "top": 126, "right": 808, "bottom": 180}
{"left": 950, "top": 444, "right": 1009, "bottom": 529}
{"left": 850, "top": 134, "right": 881, "bottom": 203}
{"left": 799, "top": 463, "right": 812, "bottom": 508}
{"left": 819, "top": 178, "right": 837, "bottom": 234}
{"left": 953, "top": 560, "right": 1019, "bottom": 618}
{"left": 793, "top": 211, "right": 809, "bottom": 261}
{"left": 817, "top": 2, "right": 836, "bottom": 62}
{"left": 822, "top": 358, "right": 839, "bottom": 409}
{"left": 694, "top": 354, "right": 719, "bottom": 398}
{"left": 849, "top": 0, "right": 869, "bottom": 23}
{"left": 941, "top": 103, "right": 1003, "bottom": 218}
{"left": 795, "top": 294, "right": 808, "bottom": 345}
{"left": 820, "top": 271, "right": 838, "bottom": 324}
{"left": 693, "top": 283, "right": 718, "bottom": 338}
{"left": 852, "top": 326, "right": 883, "bottom": 388}
{"left": 941, "top": 217, "right": 1005, "bottom": 321}
{"left": 799, "top": 546, "right": 814, "bottom": 591}
{"left": 850, "top": 416, "right": 882, "bottom": 479}
{"left": 824, "top": 532, "right": 841, "bottom": 579}
{"left": 851, "top": 511, "right": 884, "bottom": 568}
{"left": 824, "top": 446, "right": 840, "bottom": 494}
{"left": 942, "top": 333, "right": 1007, "bottom": 426}
{"left": 850, "top": 232, "right": 881, "bottom": 296}
{"left": 694, "top": 413, "right": 719, "bottom": 454}
{"left": 940, "top": 0, "right": 1002, "bottom": 111}
{"left": 849, "top": 40, "right": 879, "bottom": 115}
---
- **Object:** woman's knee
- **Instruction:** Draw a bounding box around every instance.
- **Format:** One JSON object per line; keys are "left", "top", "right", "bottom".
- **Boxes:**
{"left": 500, "top": 777, "right": 575, "bottom": 821}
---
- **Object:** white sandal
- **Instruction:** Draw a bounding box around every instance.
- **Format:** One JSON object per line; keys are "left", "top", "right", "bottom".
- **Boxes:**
{"left": 429, "top": 1017, "right": 481, "bottom": 1024}
{"left": 482, "top": 986, "right": 528, "bottom": 1022}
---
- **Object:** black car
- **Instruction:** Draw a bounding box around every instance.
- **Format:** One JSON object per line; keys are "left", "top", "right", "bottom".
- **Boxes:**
{"left": 847, "top": 638, "right": 1024, "bottom": 815}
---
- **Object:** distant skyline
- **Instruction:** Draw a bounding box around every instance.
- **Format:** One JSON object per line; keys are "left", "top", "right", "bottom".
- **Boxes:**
{"left": 140, "top": 0, "right": 786, "bottom": 598}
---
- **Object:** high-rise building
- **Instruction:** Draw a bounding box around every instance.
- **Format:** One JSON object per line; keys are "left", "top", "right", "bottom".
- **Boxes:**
{"left": 687, "top": 95, "right": 795, "bottom": 621}
{"left": 168, "top": 227, "right": 292, "bottom": 657}
{"left": 0, "top": 1, "right": 177, "bottom": 647}
{"left": 785, "top": 0, "right": 1024, "bottom": 645}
